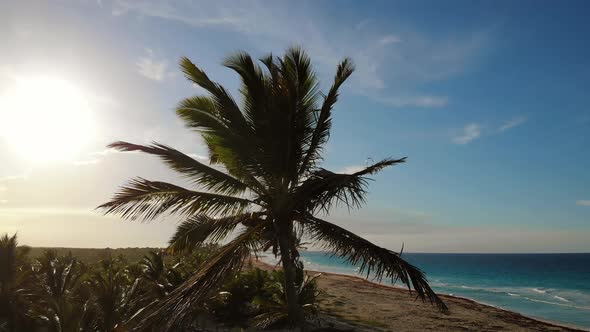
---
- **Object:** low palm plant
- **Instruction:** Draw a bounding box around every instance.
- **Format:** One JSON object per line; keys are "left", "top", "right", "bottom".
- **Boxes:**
{"left": 0, "top": 234, "right": 35, "bottom": 332}
{"left": 207, "top": 268, "right": 268, "bottom": 326}
{"left": 32, "top": 250, "right": 96, "bottom": 332}
{"left": 87, "top": 255, "right": 140, "bottom": 331}
{"left": 251, "top": 265, "right": 321, "bottom": 329}
{"left": 138, "top": 250, "right": 188, "bottom": 299}
{"left": 99, "top": 47, "right": 447, "bottom": 330}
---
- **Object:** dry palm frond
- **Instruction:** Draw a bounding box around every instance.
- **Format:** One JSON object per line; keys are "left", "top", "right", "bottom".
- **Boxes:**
{"left": 301, "top": 214, "right": 447, "bottom": 312}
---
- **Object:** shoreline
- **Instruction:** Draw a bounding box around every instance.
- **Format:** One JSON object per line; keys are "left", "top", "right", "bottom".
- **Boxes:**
{"left": 251, "top": 259, "right": 587, "bottom": 331}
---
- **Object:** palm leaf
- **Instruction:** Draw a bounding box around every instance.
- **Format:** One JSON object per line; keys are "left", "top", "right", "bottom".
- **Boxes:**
{"left": 98, "top": 178, "right": 253, "bottom": 221}
{"left": 168, "top": 212, "right": 265, "bottom": 254}
{"left": 176, "top": 98, "right": 268, "bottom": 194}
{"left": 179, "top": 57, "right": 248, "bottom": 132}
{"left": 107, "top": 141, "right": 251, "bottom": 195}
{"left": 298, "top": 58, "right": 354, "bottom": 175}
{"left": 300, "top": 214, "right": 447, "bottom": 312}
{"left": 295, "top": 158, "right": 406, "bottom": 213}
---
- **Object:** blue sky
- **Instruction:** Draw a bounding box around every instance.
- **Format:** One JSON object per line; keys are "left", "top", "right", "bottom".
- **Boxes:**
{"left": 0, "top": 0, "right": 588, "bottom": 252}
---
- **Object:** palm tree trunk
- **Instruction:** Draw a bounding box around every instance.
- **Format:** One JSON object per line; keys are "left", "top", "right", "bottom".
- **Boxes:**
{"left": 277, "top": 221, "right": 306, "bottom": 331}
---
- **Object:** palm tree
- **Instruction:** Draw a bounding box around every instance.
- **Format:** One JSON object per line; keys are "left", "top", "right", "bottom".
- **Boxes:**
{"left": 0, "top": 234, "right": 35, "bottom": 331}
{"left": 99, "top": 47, "right": 447, "bottom": 330}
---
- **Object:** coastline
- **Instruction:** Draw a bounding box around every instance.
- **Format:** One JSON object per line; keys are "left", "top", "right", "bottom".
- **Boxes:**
{"left": 251, "top": 259, "right": 587, "bottom": 331}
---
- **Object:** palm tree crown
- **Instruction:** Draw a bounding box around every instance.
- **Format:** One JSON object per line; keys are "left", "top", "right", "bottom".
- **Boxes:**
{"left": 99, "top": 47, "right": 446, "bottom": 330}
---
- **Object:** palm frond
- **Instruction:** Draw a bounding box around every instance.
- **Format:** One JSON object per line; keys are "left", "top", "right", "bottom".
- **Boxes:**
{"left": 179, "top": 57, "right": 248, "bottom": 132}
{"left": 223, "top": 52, "right": 267, "bottom": 123}
{"left": 167, "top": 212, "right": 265, "bottom": 254}
{"left": 132, "top": 223, "right": 267, "bottom": 330}
{"left": 352, "top": 157, "right": 406, "bottom": 176}
{"left": 295, "top": 158, "right": 405, "bottom": 213}
{"left": 300, "top": 214, "right": 447, "bottom": 312}
{"left": 298, "top": 58, "right": 354, "bottom": 175}
{"left": 97, "top": 178, "right": 252, "bottom": 221}
{"left": 176, "top": 96, "right": 228, "bottom": 133}
{"left": 176, "top": 98, "right": 268, "bottom": 194}
{"left": 107, "top": 141, "right": 251, "bottom": 195}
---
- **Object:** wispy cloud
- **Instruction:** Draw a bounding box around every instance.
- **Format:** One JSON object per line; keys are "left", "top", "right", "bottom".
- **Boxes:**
{"left": 576, "top": 200, "right": 590, "bottom": 206}
{"left": 73, "top": 159, "right": 101, "bottom": 166}
{"left": 452, "top": 116, "right": 527, "bottom": 144}
{"left": 499, "top": 116, "right": 527, "bottom": 132}
{"left": 0, "top": 175, "right": 27, "bottom": 182}
{"left": 338, "top": 165, "right": 365, "bottom": 174}
{"left": 136, "top": 49, "right": 171, "bottom": 81}
{"left": 375, "top": 95, "right": 449, "bottom": 108}
{"left": 453, "top": 123, "right": 481, "bottom": 144}
{"left": 109, "top": 0, "right": 490, "bottom": 108}
{"left": 379, "top": 34, "right": 402, "bottom": 46}
{"left": 112, "top": 1, "right": 242, "bottom": 27}
{"left": 187, "top": 153, "right": 208, "bottom": 161}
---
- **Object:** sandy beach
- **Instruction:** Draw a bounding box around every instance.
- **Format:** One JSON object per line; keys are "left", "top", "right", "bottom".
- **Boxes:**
{"left": 252, "top": 259, "right": 585, "bottom": 332}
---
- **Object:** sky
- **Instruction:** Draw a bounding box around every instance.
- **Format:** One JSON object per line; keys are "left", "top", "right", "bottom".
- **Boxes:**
{"left": 0, "top": 0, "right": 589, "bottom": 252}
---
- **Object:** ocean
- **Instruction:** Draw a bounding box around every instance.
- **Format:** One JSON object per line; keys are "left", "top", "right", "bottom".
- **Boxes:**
{"left": 263, "top": 251, "right": 590, "bottom": 330}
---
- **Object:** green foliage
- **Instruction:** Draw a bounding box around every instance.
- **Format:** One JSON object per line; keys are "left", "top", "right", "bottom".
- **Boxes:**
{"left": 208, "top": 267, "right": 321, "bottom": 329}
{"left": 0, "top": 234, "right": 36, "bottom": 332}
{"left": 0, "top": 234, "right": 217, "bottom": 331}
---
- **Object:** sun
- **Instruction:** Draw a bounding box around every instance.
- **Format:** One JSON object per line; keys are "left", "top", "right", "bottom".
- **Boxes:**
{"left": 0, "top": 77, "right": 96, "bottom": 163}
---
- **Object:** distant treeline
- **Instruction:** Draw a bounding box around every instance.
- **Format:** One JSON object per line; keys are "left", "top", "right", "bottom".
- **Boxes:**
{"left": 26, "top": 247, "right": 166, "bottom": 265}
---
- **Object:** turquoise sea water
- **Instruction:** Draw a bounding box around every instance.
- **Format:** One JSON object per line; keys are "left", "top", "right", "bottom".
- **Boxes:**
{"left": 263, "top": 252, "right": 590, "bottom": 329}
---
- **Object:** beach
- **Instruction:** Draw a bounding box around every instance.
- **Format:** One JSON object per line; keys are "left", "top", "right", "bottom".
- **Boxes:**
{"left": 252, "top": 259, "right": 586, "bottom": 332}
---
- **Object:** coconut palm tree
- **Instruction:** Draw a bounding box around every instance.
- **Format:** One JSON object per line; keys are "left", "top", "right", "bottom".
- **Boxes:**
{"left": 99, "top": 47, "right": 447, "bottom": 330}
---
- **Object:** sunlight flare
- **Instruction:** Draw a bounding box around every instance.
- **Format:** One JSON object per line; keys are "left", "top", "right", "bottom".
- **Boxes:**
{"left": 0, "top": 77, "right": 96, "bottom": 163}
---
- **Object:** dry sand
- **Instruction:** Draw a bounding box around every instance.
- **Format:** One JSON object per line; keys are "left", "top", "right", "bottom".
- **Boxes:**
{"left": 251, "top": 259, "right": 586, "bottom": 332}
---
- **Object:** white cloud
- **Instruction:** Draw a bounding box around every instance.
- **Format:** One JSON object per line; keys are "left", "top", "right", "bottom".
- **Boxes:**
{"left": 187, "top": 153, "right": 208, "bottom": 161}
{"left": 379, "top": 34, "right": 402, "bottom": 45}
{"left": 499, "top": 116, "right": 527, "bottom": 132}
{"left": 73, "top": 159, "right": 101, "bottom": 166}
{"left": 136, "top": 49, "right": 171, "bottom": 81}
{"left": 0, "top": 175, "right": 27, "bottom": 182}
{"left": 375, "top": 95, "right": 449, "bottom": 108}
{"left": 453, "top": 123, "right": 481, "bottom": 144}
{"left": 576, "top": 200, "right": 590, "bottom": 206}
{"left": 338, "top": 165, "right": 365, "bottom": 174}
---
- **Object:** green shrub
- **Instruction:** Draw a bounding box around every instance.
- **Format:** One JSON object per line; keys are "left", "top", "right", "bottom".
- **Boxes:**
{"left": 208, "top": 265, "right": 321, "bottom": 330}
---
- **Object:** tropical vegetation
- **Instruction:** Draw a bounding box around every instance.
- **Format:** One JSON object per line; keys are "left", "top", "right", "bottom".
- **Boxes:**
{"left": 1, "top": 233, "right": 316, "bottom": 331}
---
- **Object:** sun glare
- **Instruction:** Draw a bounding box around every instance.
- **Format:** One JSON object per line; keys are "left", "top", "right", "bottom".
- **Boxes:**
{"left": 0, "top": 77, "right": 96, "bottom": 163}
